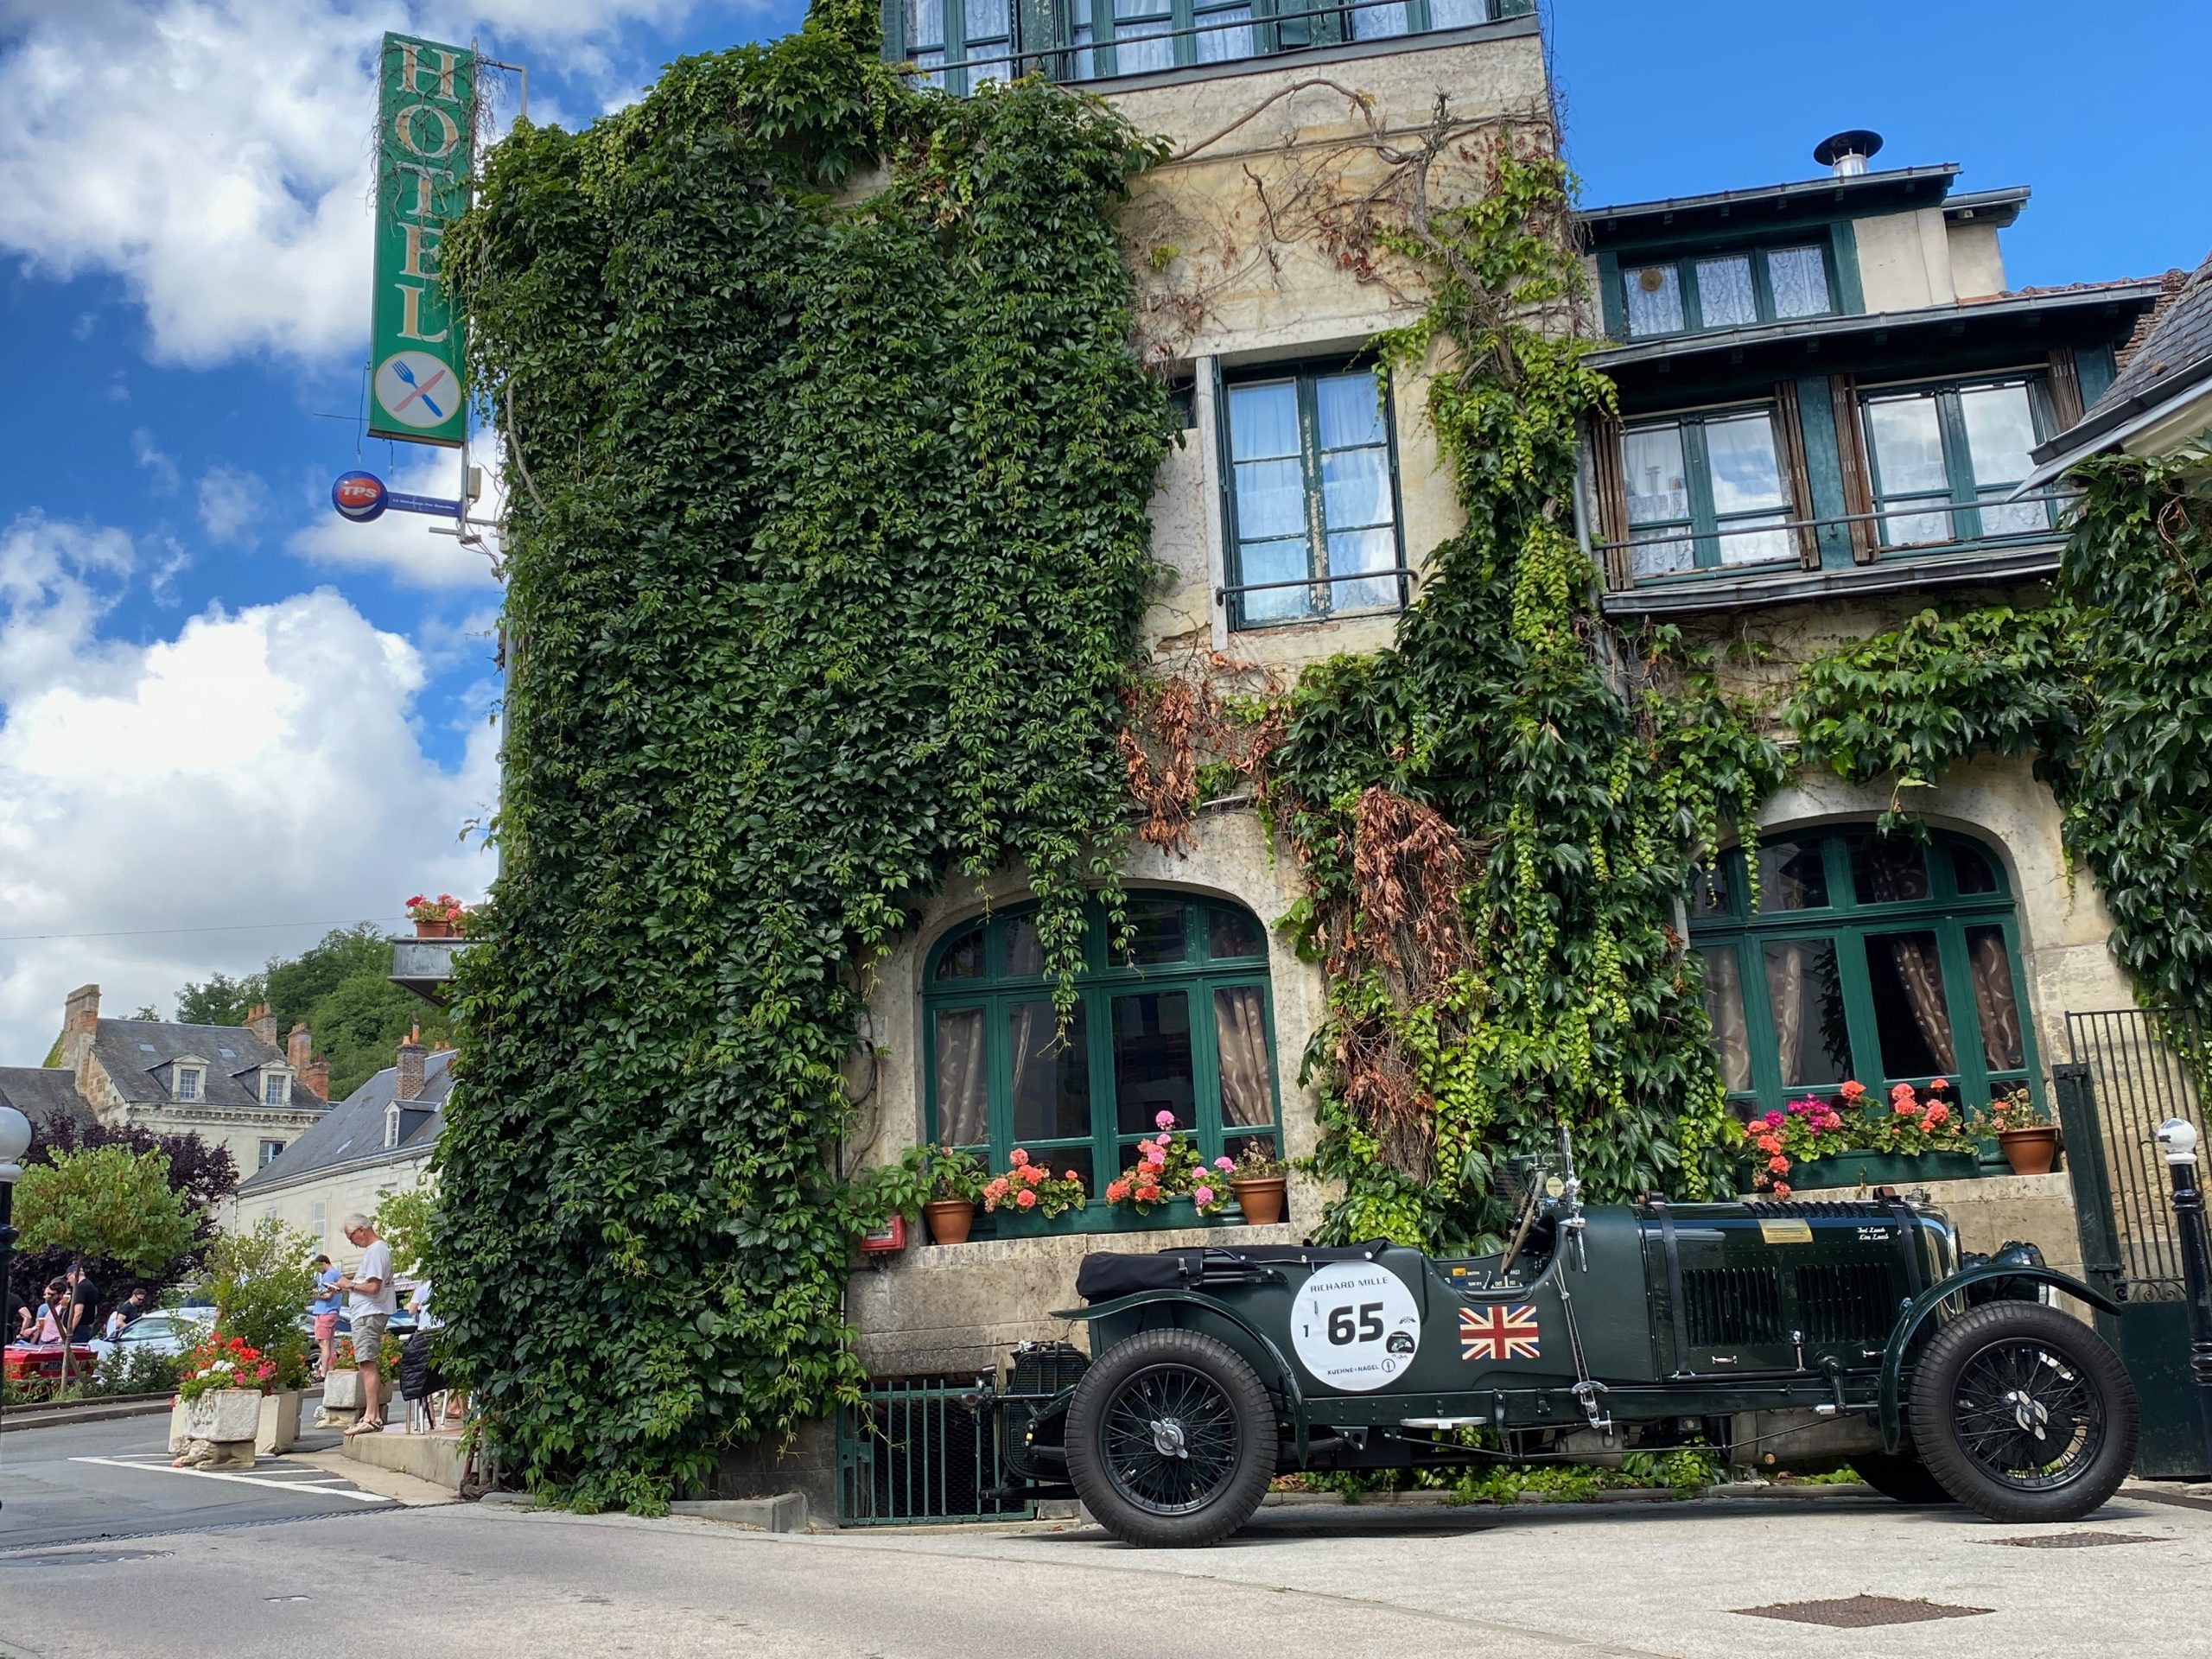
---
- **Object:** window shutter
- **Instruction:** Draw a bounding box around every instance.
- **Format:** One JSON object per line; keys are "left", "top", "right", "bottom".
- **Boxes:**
{"left": 1773, "top": 381, "right": 1819, "bottom": 569}
{"left": 1827, "top": 374, "right": 1878, "bottom": 564}
{"left": 2047, "top": 347, "right": 2086, "bottom": 431}
{"left": 1587, "top": 411, "right": 1629, "bottom": 589}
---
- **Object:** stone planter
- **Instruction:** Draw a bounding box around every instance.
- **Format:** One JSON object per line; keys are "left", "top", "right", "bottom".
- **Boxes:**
{"left": 322, "top": 1369, "right": 365, "bottom": 1409}
{"left": 1781, "top": 1150, "right": 1985, "bottom": 1192}
{"left": 257, "top": 1389, "right": 302, "bottom": 1454}
{"left": 175, "top": 1388, "right": 264, "bottom": 1469}
{"left": 1999, "top": 1127, "right": 2062, "bottom": 1177}
{"left": 1230, "top": 1177, "right": 1287, "bottom": 1226}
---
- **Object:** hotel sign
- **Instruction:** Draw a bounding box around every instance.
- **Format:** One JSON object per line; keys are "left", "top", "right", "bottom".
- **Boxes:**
{"left": 369, "top": 33, "right": 475, "bottom": 448}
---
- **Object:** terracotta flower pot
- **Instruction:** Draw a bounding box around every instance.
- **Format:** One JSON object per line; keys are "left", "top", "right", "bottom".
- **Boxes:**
{"left": 1999, "top": 1126, "right": 2061, "bottom": 1176}
{"left": 923, "top": 1198, "right": 976, "bottom": 1246}
{"left": 1230, "top": 1176, "right": 1286, "bottom": 1226}
{"left": 414, "top": 918, "right": 455, "bottom": 938}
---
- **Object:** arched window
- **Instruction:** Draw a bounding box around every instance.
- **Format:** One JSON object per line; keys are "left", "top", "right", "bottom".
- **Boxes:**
{"left": 1689, "top": 827, "right": 2039, "bottom": 1119}
{"left": 923, "top": 891, "right": 1281, "bottom": 1228}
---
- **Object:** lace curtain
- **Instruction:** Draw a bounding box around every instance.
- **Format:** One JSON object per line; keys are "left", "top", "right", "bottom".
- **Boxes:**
{"left": 1213, "top": 987, "right": 1273, "bottom": 1127}
{"left": 932, "top": 1007, "right": 987, "bottom": 1144}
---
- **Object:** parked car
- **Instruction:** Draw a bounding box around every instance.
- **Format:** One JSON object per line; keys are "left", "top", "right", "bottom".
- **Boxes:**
{"left": 975, "top": 1130, "right": 2139, "bottom": 1547}
{"left": 86, "top": 1310, "right": 204, "bottom": 1365}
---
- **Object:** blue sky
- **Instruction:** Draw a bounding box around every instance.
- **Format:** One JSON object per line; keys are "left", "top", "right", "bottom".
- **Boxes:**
{"left": 0, "top": 0, "right": 2202, "bottom": 1058}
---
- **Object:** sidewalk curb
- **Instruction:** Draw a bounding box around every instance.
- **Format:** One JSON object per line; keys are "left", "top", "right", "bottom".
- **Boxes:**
{"left": 0, "top": 1395, "right": 175, "bottom": 1435}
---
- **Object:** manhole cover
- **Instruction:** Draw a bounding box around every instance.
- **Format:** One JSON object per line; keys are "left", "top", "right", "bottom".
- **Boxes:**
{"left": 1993, "top": 1531, "right": 2167, "bottom": 1548}
{"left": 2, "top": 1549, "right": 172, "bottom": 1568}
{"left": 1737, "top": 1595, "right": 1991, "bottom": 1628}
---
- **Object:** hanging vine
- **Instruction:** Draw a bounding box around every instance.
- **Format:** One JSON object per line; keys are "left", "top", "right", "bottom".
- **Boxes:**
{"left": 1240, "top": 128, "right": 1784, "bottom": 1249}
{"left": 432, "top": 2, "right": 1176, "bottom": 1510}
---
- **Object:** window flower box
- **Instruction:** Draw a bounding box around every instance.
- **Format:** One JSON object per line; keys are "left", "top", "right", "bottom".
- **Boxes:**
{"left": 1775, "top": 1149, "right": 1985, "bottom": 1192}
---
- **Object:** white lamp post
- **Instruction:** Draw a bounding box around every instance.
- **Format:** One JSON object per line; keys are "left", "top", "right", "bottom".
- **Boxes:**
{"left": 2156, "top": 1117, "right": 2212, "bottom": 1478}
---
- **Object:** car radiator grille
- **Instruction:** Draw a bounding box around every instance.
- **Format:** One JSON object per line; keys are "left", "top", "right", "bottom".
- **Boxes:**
{"left": 1792, "top": 1261, "right": 1897, "bottom": 1344}
{"left": 1681, "top": 1266, "right": 1787, "bottom": 1347}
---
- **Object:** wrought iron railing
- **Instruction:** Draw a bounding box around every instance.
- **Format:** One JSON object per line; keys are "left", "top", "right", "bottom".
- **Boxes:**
{"left": 1591, "top": 492, "right": 2075, "bottom": 572}
{"left": 834, "top": 1375, "right": 1033, "bottom": 1525}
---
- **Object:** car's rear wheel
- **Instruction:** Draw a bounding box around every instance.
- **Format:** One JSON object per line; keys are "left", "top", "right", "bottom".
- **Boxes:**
{"left": 1853, "top": 1451, "right": 1956, "bottom": 1505}
{"left": 1908, "top": 1301, "right": 2138, "bottom": 1524}
{"left": 1065, "top": 1328, "right": 1274, "bottom": 1548}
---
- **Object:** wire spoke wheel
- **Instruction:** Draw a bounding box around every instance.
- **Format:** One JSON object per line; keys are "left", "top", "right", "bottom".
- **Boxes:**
{"left": 1101, "top": 1362, "right": 1241, "bottom": 1515}
{"left": 1908, "top": 1300, "right": 2137, "bottom": 1524}
{"left": 1948, "top": 1337, "right": 2101, "bottom": 1492}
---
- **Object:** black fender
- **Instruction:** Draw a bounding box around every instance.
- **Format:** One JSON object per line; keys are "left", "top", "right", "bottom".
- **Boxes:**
{"left": 1876, "top": 1264, "right": 2122, "bottom": 1452}
{"left": 1052, "top": 1288, "right": 1314, "bottom": 1459}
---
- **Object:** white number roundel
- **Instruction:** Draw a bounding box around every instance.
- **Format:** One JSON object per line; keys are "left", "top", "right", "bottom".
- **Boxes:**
{"left": 1290, "top": 1262, "right": 1421, "bottom": 1392}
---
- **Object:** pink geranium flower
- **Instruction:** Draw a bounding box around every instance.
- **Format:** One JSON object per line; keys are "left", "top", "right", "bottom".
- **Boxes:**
{"left": 1155, "top": 1110, "right": 1176, "bottom": 1130}
{"left": 1193, "top": 1185, "right": 1214, "bottom": 1205}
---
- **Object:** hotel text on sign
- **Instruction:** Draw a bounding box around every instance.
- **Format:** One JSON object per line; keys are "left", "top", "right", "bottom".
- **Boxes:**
{"left": 369, "top": 33, "right": 474, "bottom": 447}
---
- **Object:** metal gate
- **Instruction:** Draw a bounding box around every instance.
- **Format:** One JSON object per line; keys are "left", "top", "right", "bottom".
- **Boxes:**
{"left": 2054, "top": 1008, "right": 2209, "bottom": 1478}
{"left": 834, "top": 1376, "right": 1034, "bottom": 1526}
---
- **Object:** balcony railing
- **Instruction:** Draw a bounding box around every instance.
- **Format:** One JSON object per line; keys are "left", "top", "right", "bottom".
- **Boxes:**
{"left": 892, "top": 0, "right": 1532, "bottom": 95}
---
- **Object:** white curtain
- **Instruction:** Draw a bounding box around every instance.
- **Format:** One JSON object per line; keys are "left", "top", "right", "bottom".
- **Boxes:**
{"left": 933, "top": 1007, "right": 987, "bottom": 1145}
{"left": 1213, "top": 987, "right": 1272, "bottom": 1128}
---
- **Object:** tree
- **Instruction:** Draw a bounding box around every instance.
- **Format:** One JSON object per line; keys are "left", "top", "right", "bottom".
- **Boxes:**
{"left": 372, "top": 1185, "right": 440, "bottom": 1278}
{"left": 175, "top": 970, "right": 264, "bottom": 1028}
{"left": 201, "top": 1217, "right": 317, "bottom": 1387}
{"left": 16, "top": 1147, "right": 200, "bottom": 1392}
{"left": 15, "top": 1121, "right": 237, "bottom": 1307}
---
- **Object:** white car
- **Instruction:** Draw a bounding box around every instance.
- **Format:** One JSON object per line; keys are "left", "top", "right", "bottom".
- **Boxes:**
{"left": 86, "top": 1310, "right": 205, "bottom": 1363}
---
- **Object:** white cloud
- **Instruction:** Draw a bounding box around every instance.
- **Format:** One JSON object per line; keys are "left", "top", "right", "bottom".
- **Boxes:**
{"left": 0, "top": 0, "right": 709, "bottom": 366}
{"left": 0, "top": 510, "right": 498, "bottom": 1068}
{"left": 131, "top": 429, "right": 179, "bottom": 496}
{"left": 197, "top": 464, "right": 271, "bottom": 549}
{"left": 287, "top": 438, "right": 505, "bottom": 588}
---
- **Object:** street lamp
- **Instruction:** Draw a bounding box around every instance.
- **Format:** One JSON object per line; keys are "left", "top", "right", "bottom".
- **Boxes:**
{"left": 0, "top": 1103, "right": 30, "bottom": 1482}
{"left": 2156, "top": 1117, "right": 2212, "bottom": 1478}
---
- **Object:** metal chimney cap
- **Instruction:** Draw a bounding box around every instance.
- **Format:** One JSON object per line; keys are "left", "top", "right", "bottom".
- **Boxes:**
{"left": 1814, "top": 130, "right": 1885, "bottom": 175}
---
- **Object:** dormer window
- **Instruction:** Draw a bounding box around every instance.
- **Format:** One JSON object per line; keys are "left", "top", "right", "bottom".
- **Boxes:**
{"left": 262, "top": 1070, "right": 293, "bottom": 1107}
{"left": 1620, "top": 243, "right": 1836, "bottom": 339}
{"left": 174, "top": 1065, "right": 204, "bottom": 1102}
{"left": 385, "top": 1103, "right": 401, "bottom": 1149}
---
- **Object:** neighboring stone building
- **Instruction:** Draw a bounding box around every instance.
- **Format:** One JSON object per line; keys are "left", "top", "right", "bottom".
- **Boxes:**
{"left": 234, "top": 1030, "right": 452, "bottom": 1249}
{"left": 22, "top": 983, "right": 332, "bottom": 1178}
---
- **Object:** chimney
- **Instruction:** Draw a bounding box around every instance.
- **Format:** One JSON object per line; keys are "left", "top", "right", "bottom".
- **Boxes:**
{"left": 287, "top": 1021, "right": 313, "bottom": 1070}
{"left": 1814, "top": 129, "right": 1884, "bottom": 180}
{"left": 245, "top": 1002, "right": 278, "bottom": 1049}
{"left": 63, "top": 983, "right": 101, "bottom": 1089}
{"left": 302, "top": 1057, "right": 330, "bottom": 1102}
{"left": 395, "top": 1024, "right": 426, "bottom": 1103}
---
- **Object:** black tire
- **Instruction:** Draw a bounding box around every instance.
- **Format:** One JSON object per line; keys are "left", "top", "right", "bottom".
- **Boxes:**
{"left": 1065, "top": 1327, "right": 1274, "bottom": 1548}
{"left": 1853, "top": 1452, "right": 1957, "bottom": 1505}
{"left": 1908, "top": 1301, "right": 2139, "bottom": 1524}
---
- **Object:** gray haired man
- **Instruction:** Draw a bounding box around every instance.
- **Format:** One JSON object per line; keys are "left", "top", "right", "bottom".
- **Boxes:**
{"left": 334, "top": 1213, "right": 397, "bottom": 1434}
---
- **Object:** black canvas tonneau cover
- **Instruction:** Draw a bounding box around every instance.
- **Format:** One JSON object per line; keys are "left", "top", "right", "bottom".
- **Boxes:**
{"left": 1074, "top": 1241, "right": 1391, "bottom": 1303}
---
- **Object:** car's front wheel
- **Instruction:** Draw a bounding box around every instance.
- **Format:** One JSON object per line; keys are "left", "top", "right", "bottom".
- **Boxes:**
{"left": 1065, "top": 1327, "right": 1274, "bottom": 1548}
{"left": 1908, "top": 1301, "right": 2139, "bottom": 1523}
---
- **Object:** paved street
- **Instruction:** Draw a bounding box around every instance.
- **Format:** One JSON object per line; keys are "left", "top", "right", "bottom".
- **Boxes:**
{"left": 0, "top": 1411, "right": 401, "bottom": 1553}
{"left": 3, "top": 1472, "right": 2210, "bottom": 1658}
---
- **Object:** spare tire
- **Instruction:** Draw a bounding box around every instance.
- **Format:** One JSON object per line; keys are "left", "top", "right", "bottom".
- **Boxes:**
{"left": 1908, "top": 1301, "right": 2138, "bottom": 1524}
{"left": 1064, "top": 1326, "right": 1274, "bottom": 1548}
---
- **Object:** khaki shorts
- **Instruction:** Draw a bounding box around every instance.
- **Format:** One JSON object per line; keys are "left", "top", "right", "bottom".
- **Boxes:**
{"left": 350, "top": 1313, "right": 390, "bottom": 1365}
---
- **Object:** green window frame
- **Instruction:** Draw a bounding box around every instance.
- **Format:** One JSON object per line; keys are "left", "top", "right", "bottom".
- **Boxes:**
{"left": 1619, "top": 402, "right": 1798, "bottom": 579}
{"left": 1688, "top": 827, "right": 2041, "bottom": 1124}
{"left": 1615, "top": 241, "right": 1839, "bottom": 340}
{"left": 1858, "top": 373, "right": 2057, "bottom": 551}
{"left": 1217, "top": 360, "right": 1407, "bottom": 631}
{"left": 894, "top": 0, "right": 1019, "bottom": 92}
{"left": 922, "top": 891, "right": 1283, "bottom": 1233}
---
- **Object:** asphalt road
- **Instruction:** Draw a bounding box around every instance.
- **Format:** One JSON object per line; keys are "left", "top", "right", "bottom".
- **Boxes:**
{"left": 3, "top": 1483, "right": 2210, "bottom": 1659}
{"left": 0, "top": 1410, "right": 397, "bottom": 1553}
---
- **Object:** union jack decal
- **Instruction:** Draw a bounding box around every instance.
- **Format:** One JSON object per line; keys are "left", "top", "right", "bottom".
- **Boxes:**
{"left": 1459, "top": 1304, "right": 1541, "bottom": 1363}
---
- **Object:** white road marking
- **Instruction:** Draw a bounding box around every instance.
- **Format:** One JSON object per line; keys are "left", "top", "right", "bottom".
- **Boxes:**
{"left": 68, "top": 1455, "right": 393, "bottom": 1503}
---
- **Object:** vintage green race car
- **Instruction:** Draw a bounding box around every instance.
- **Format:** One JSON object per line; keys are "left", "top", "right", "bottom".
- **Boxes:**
{"left": 976, "top": 1135, "right": 2140, "bottom": 1547}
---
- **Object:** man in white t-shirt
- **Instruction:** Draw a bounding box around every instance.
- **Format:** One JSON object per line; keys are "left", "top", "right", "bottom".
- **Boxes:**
{"left": 335, "top": 1214, "right": 399, "bottom": 1434}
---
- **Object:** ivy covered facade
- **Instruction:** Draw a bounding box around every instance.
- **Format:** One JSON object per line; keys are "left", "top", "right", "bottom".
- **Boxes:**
{"left": 420, "top": 1, "right": 2190, "bottom": 1511}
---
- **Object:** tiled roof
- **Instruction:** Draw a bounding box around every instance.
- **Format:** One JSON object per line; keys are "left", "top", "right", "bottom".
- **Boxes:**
{"left": 0, "top": 1066, "right": 94, "bottom": 1143}
{"left": 2094, "top": 253, "right": 2212, "bottom": 416}
{"left": 90, "top": 1017, "right": 302, "bottom": 1110}
{"left": 237, "top": 1048, "right": 455, "bottom": 1193}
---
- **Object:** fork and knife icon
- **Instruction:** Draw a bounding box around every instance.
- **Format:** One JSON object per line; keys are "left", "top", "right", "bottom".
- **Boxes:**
{"left": 389, "top": 358, "right": 448, "bottom": 420}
